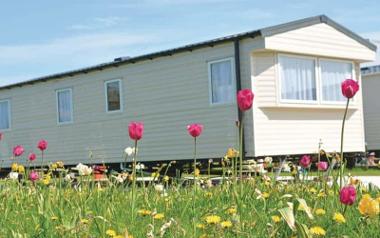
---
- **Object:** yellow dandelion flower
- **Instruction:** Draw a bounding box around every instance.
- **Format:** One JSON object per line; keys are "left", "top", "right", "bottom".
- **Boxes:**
{"left": 310, "top": 226, "right": 326, "bottom": 236}
{"left": 205, "top": 192, "right": 212, "bottom": 198}
{"left": 196, "top": 224, "right": 205, "bottom": 229}
{"left": 333, "top": 212, "right": 346, "bottom": 224}
{"left": 114, "top": 236, "right": 124, "bottom": 238}
{"left": 80, "top": 219, "right": 89, "bottom": 224}
{"left": 227, "top": 207, "right": 237, "bottom": 215}
{"left": 358, "top": 194, "right": 380, "bottom": 217}
{"left": 106, "top": 229, "right": 117, "bottom": 237}
{"left": 151, "top": 172, "right": 159, "bottom": 178}
{"left": 220, "top": 220, "right": 233, "bottom": 229}
{"left": 51, "top": 163, "right": 58, "bottom": 170}
{"left": 317, "top": 191, "right": 326, "bottom": 198}
{"left": 51, "top": 216, "right": 58, "bottom": 221}
{"left": 17, "top": 165, "right": 25, "bottom": 173}
{"left": 205, "top": 215, "right": 221, "bottom": 224}
{"left": 137, "top": 209, "right": 152, "bottom": 216}
{"left": 11, "top": 163, "right": 18, "bottom": 172}
{"left": 271, "top": 215, "right": 281, "bottom": 223}
{"left": 315, "top": 208, "right": 326, "bottom": 216}
{"left": 309, "top": 187, "right": 317, "bottom": 194}
{"left": 153, "top": 213, "right": 165, "bottom": 220}
{"left": 163, "top": 176, "right": 169, "bottom": 182}
{"left": 226, "top": 148, "right": 239, "bottom": 158}
{"left": 262, "top": 192, "right": 270, "bottom": 199}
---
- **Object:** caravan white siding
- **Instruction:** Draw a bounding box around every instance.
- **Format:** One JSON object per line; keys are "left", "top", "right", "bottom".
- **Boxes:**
{"left": 252, "top": 51, "right": 366, "bottom": 156}
{"left": 0, "top": 41, "right": 264, "bottom": 167}
{"left": 362, "top": 73, "right": 380, "bottom": 150}
{"left": 264, "top": 23, "right": 375, "bottom": 62}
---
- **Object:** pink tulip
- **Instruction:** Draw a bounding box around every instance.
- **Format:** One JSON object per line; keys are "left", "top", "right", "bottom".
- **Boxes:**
{"left": 187, "top": 124, "right": 203, "bottom": 138}
{"left": 299, "top": 155, "right": 311, "bottom": 168}
{"left": 128, "top": 122, "right": 144, "bottom": 141}
{"left": 317, "top": 161, "right": 328, "bottom": 171}
{"left": 340, "top": 186, "right": 356, "bottom": 205}
{"left": 29, "top": 171, "right": 39, "bottom": 182}
{"left": 28, "top": 153, "right": 36, "bottom": 161}
{"left": 37, "top": 139, "right": 48, "bottom": 151}
{"left": 341, "top": 79, "right": 359, "bottom": 99}
{"left": 13, "top": 145, "right": 24, "bottom": 157}
{"left": 237, "top": 89, "right": 254, "bottom": 111}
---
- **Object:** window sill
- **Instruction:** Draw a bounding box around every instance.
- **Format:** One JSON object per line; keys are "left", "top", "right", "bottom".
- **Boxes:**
{"left": 258, "top": 103, "right": 359, "bottom": 110}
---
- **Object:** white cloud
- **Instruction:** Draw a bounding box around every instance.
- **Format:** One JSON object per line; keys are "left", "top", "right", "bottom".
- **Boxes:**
{"left": 68, "top": 16, "right": 127, "bottom": 31}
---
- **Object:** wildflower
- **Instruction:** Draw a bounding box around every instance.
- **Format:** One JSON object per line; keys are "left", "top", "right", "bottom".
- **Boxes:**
{"left": 226, "top": 148, "right": 239, "bottom": 158}
{"left": 137, "top": 209, "right": 152, "bottom": 216}
{"left": 154, "top": 184, "right": 164, "bottom": 193}
{"left": 194, "top": 168, "right": 200, "bottom": 177}
{"left": 153, "top": 213, "right": 165, "bottom": 220}
{"left": 339, "top": 186, "right": 356, "bottom": 205}
{"left": 264, "top": 157, "right": 273, "bottom": 164}
{"left": 151, "top": 172, "right": 159, "bottom": 178}
{"left": 205, "top": 192, "right": 212, "bottom": 198}
{"left": 106, "top": 229, "right": 117, "bottom": 237}
{"left": 13, "top": 145, "right": 24, "bottom": 157}
{"left": 29, "top": 171, "right": 39, "bottom": 182}
{"left": 37, "top": 139, "right": 48, "bottom": 151}
{"left": 333, "top": 212, "right": 346, "bottom": 223}
{"left": 187, "top": 124, "right": 203, "bottom": 138}
{"left": 51, "top": 216, "right": 58, "bottom": 221}
{"left": 299, "top": 155, "right": 311, "bottom": 168}
{"left": 56, "top": 161, "right": 64, "bottom": 168}
{"left": 124, "top": 147, "right": 135, "bottom": 156}
{"left": 9, "top": 172, "right": 19, "bottom": 180}
{"left": 80, "top": 219, "right": 89, "bottom": 224}
{"left": 227, "top": 207, "right": 237, "bottom": 215}
{"left": 163, "top": 176, "right": 169, "bottom": 182}
{"left": 205, "top": 215, "right": 221, "bottom": 224}
{"left": 341, "top": 79, "right": 359, "bottom": 99}
{"left": 310, "top": 226, "right": 326, "bottom": 236}
{"left": 358, "top": 194, "right": 380, "bottom": 217}
{"left": 196, "top": 224, "right": 205, "bottom": 229}
{"left": 43, "top": 174, "right": 51, "bottom": 185}
{"left": 315, "top": 208, "right": 326, "bottom": 216}
{"left": 317, "top": 161, "right": 328, "bottom": 171}
{"left": 349, "top": 177, "right": 360, "bottom": 186}
{"left": 317, "top": 191, "right": 326, "bottom": 198}
{"left": 309, "top": 187, "right": 317, "bottom": 194}
{"left": 28, "top": 153, "right": 36, "bottom": 161}
{"left": 262, "top": 192, "right": 270, "bottom": 199}
{"left": 11, "top": 163, "right": 18, "bottom": 172}
{"left": 128, "top": 122, "right": 144, "bottom": 141}
{"left": 271, "top": 215, "right": 281, "bottom": 223}
{"left": 75, "top": 163, "right": 93, "bottom": 176}
{"left": 51, "top": 163, "right": 58, "bottom": 170}
{"left": 237, "top": 89, "right": 254, "bottom": 111}
{"left": 220, "top": 220, "right": 233, "bottom": 228}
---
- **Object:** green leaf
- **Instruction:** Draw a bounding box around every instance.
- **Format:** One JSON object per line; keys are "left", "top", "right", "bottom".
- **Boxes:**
{"left": 279, "top": 204, "right": 295, "bottom": 231}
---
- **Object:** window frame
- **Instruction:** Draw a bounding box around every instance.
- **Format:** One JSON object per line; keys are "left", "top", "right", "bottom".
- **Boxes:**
{"left": 0, "top": 99, "right": 11, "bottom": 131}
{"left": 207, "top": 57, "right": 236, "bottom": 106}
{"left": 276, "top": 53, "right": 356, "bottom": 106}
{"left": 318, "top": 58, "right": 355, "bottom": 105}
{"left": 104, "top": 79, "right": 123, "bottom": 113}
{"left": 56, "top": 88, "right": 74, "bottom": 125}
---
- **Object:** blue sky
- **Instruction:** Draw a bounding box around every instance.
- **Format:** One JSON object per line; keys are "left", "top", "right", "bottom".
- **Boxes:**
{"left": 1, "top": 0, "right": 379, "bottom": 86}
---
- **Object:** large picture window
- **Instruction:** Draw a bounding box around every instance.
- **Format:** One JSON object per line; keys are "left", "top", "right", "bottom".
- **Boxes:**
{"left": 279, "top": 56, "right": 316, "bottom": 102}
{"left": 320, "top": 60, "right": 353, "bottom": 102}
{"left": 105, "top": 79, "right": 122, "bottom": 112}
{"left": 56, "top": 88, "right": 73, "bottom": 124}
{"left": 0, "top": 100, "right": 10, "bottom": 130}
{"left": 209, "top": 58, "right": 235, "bottom": 104}
{"left": 278, "top": 54, "right": 355, "bottom": 104}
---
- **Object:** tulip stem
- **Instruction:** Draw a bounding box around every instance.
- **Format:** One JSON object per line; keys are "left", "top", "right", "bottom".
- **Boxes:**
{"left": 239, "top": 120, "right": 244, "bottom": 195}
{"left": 193, "top": 137, "right": 197, "bottom": 237}
{"left": 339, "top": 98, "right": 350, "bottom": 190}
{"left": 131, "top": 140, "right": 138, "bottom": 224}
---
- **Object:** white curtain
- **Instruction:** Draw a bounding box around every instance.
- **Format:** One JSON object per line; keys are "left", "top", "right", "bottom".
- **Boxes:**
{"left": 58, "top": 90, "right": 72, "bottom": 123}
{"left": 211, "top": 60, "right": 234, "bottom": 104}
{"left": 279, "top": 56, "right": 316, "bottom": 101}
{"left": 320, "top": 60, "right": 352, "bottom": 102}
{"left": 0, "top": 101, "right": 10, "bottom": 129}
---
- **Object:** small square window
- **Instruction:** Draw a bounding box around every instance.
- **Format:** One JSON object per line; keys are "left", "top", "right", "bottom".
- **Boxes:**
{"left": 56, "top": 88, "right": 73, "bottom": 124}
{"left": 209, "top": 59, "right": 235, "bottom": 104}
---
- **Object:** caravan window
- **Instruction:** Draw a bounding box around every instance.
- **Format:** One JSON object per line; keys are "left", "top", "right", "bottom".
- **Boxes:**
{"left": 208, "top": 58, "right": 235, "bottom": 104}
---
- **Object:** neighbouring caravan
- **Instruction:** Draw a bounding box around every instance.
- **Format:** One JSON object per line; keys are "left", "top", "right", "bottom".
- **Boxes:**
{"left": 362, "top": 65, "right": 380, "bottom": 154}
{"left": 0, "top": 15, "right": 376, "bottom": 167}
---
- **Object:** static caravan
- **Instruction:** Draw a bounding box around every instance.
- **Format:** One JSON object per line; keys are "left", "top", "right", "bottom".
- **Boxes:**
{"left": 0, "top": 15, "right": 377, "bottom": 168}
{"left": 362, "top": 65, "right": 380, "bottom": 155}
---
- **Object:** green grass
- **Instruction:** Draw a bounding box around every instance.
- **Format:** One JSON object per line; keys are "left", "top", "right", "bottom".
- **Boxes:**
{"left": 0, "top": 173, "right": 379, "bottom": 237}
{"left": 272, "top": 167, "right": 380, "bottom": 177}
